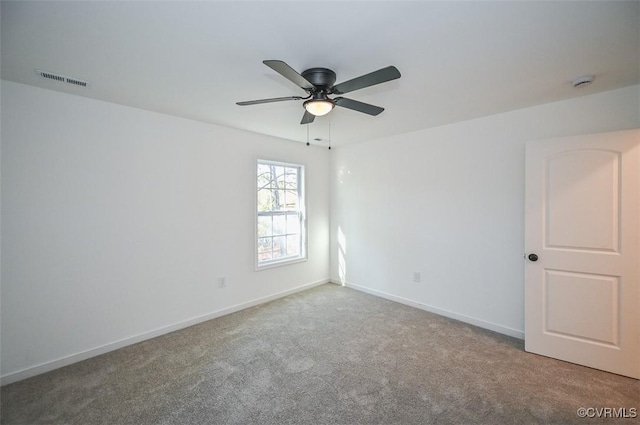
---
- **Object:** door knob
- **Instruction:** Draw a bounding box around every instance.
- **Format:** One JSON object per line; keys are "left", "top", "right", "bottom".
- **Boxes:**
{"left": 528, "top": 253, "right": 539, "bottom": 262}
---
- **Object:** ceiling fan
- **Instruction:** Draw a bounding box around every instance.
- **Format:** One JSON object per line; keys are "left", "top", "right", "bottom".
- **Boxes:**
{"left": 237, "top": 60, "right": 401, "bottom": 124}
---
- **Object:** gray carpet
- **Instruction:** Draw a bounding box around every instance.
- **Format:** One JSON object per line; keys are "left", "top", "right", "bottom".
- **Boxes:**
{"left": 1, "top": 284, "right": 638, "bottom": 424}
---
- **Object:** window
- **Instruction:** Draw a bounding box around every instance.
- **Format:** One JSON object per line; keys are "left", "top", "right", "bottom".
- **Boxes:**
{"left": 256, "top": 160, "right": 306, "bottom": 269}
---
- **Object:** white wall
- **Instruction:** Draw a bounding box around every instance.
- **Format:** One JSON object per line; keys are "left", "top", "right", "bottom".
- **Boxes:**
{"left": 2, "top": 80, "right": 638, "bottom": 385}
{"left": 1, "top": 81, "right": 330, "bottom": 382}
{"left": 330, "top": 85, "right": 640, "bottom": 338}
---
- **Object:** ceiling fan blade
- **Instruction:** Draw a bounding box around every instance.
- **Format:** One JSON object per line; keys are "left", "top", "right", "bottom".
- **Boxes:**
{"left": 334, "top": 97, "right": 384, "bottom": 116}
{"left": 236, "top": 96, "right": 304, "bottom": 106}
{"left": 332, "top": 66, "right": 401, "bottom": 95}
{"left": 264, "top": 60, "right": 315, "bottom": 90}
{"left": 300, "top": 110, "right": 316, "bottom": 124}
{"left": 300, "top": 110, "right": 316, "bottom": 125}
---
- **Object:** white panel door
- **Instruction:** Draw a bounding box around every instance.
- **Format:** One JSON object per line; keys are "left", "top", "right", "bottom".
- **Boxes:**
{"left": 525, "top": 129, "right": 639, "bottom": 379}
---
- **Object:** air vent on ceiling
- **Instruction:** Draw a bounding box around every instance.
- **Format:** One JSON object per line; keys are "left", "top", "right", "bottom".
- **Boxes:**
{"left": 36, "top": 70, "right": 89, "bottom": 88}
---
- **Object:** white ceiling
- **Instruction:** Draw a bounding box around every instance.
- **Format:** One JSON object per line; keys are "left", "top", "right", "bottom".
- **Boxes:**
{"left": 2, "top": 1, "right": 638, "bottom": 146}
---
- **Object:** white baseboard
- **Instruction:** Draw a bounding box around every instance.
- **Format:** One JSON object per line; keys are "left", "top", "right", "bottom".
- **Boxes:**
{"left": 1, "top": 278, "right": 329, "bottom": 386}
{"left": 335, "top": 280, "right": 525, "bottom": 340}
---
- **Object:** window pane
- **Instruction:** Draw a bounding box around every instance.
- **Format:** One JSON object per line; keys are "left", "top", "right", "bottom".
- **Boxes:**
{"left": 257, "top": 165, "right": 272, "bottom": 189}
{"left": 273, "top": 214, "right": 286, "bottom": 236}
{"left": 286, "top": 214, "right": 300, "bottom": 235}
{"left": 274, "top": 190, "right": 297, "bottom": 211}
{"left": 258, "top": 237, "right": 273, "bottom": 261}
{"left": 257, "top": 216, "right": 272, "bottom": 237}
{"left": 276, "top": 190, "right": 287, "bottom": 210}
{"left": 287, "top": 235, "right": 300, "bottom": 256}
{"left": 274, "top": 166, "right": 285, "bottom": 189}
{"left": 272, "top": 236, "right": 286, "bottom": 259}
{"left": 284, "top": 169, "right": 298, "bottom": 189}
{"left": 285, "top": 190, "right": 298, "bottom": 209}
{"left": 257, "top": 189, "right": 274, "bottom": 212}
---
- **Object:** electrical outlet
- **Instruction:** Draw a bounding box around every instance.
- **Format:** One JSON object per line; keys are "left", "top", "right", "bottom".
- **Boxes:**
{"left": 218, "top": 277, "right": 226, "bottom": 288}
{"left": 413, "top": 272, "right": 421, "bottom": 283}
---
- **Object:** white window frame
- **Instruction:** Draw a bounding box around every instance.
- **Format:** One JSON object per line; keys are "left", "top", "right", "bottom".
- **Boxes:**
{"left": 255, "top": 159, "right": 307, "bottom": 270}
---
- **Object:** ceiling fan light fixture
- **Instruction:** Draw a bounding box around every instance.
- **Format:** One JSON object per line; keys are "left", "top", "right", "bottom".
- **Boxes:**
{"left": 304, "top": 99, "right": 334, "bottom": 116}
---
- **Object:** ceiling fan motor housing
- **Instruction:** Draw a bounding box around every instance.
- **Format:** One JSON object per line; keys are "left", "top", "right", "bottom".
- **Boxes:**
{"left": 301, "top": 68, "right": 337, "bottom": 90}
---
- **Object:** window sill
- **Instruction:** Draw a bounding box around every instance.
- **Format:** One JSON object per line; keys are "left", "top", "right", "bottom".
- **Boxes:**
{"left": 256, "top": 256, "right": 307, "bottom": 271}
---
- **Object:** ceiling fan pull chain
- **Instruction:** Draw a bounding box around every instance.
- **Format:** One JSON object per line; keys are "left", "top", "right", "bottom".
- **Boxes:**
{"left": 328, "top": 114, "right": 332, "bottom": 150}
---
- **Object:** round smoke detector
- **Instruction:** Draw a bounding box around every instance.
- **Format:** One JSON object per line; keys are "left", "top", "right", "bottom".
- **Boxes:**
{"left": 572, "top": 75, "right": 595, "bottom": 88}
